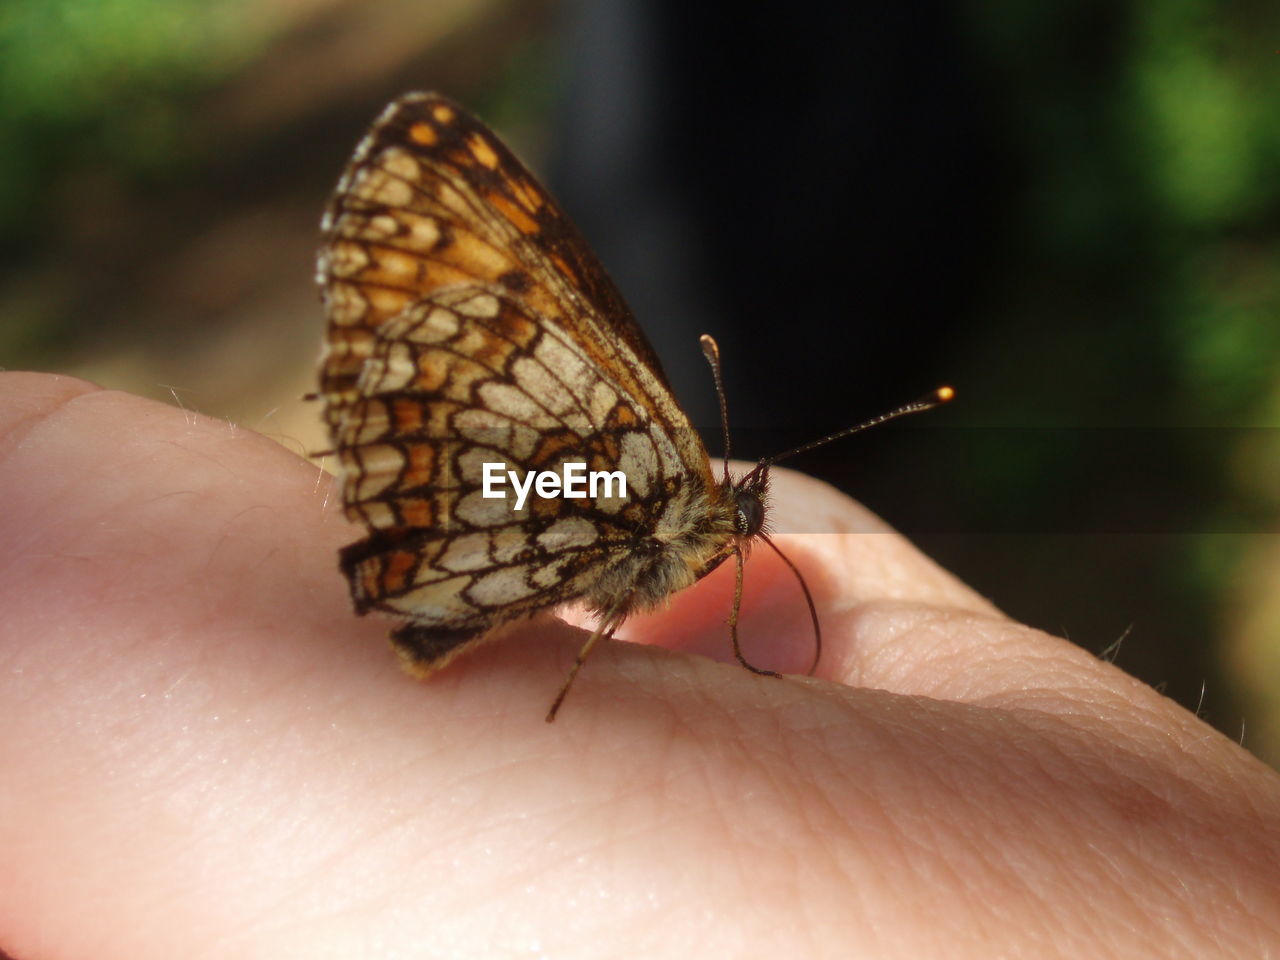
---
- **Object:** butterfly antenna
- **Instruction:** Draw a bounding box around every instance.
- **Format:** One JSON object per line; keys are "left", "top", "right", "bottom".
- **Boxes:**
{"left": 700, "top": 335, "right": 733, "bottom": 484}
{"left": 764, "top": 386, "right": 955, "bottom": 468}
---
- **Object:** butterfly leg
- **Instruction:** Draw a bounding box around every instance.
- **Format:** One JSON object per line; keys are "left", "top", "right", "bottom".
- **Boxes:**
{"left": 758, "top": 533, "right": 822, "bottom": 675}
{"left": 729, "top": 546, "right": 782, "bottom": 679}
{"left": 545, "top": 605, "right": 626, "bottom": 723}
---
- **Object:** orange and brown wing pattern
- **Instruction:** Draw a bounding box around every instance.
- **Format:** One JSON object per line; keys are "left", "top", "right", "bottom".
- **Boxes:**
{"left": 317, "top": 92, "right": 693, "bottom": 458}
{"left": 333, "top": 282, "right": 713, "bottom": 646}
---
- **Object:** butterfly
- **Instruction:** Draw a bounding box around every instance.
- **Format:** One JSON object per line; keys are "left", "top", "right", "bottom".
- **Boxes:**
{"left": 315, "top": 92, "right": 951, "bottom": 720}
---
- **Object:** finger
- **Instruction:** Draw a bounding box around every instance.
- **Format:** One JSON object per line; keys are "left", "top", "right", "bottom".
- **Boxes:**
{"left": 613, "top": 463, "right": 1186, "bottom": 724}
{"left": 610, "top": 463, "right": 997, "bottom": 667}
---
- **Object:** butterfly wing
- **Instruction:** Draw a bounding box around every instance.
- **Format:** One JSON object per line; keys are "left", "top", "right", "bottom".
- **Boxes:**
{"left": 318, "top": 92, "right": 685, "bottom": 448}
{"left": 316, "top": 93, "right": 727, "bottom": 669}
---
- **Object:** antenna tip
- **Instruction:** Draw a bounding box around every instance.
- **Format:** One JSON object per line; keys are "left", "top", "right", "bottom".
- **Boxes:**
{"left": 699, "top": 334, "right": 720, "bottom": 360}
{"left": 935, "top": 385, "right": 956, "bottom": 403}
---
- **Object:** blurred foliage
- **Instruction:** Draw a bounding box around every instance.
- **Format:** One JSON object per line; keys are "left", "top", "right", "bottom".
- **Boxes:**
{"left": 947, "top": 0, "right": 1280, "bottom": 750}
{"left": 963, "top": 0, "right": 1280, "bottom": 500}
{"left": 0, "top": 0, "right": 268, "bottom": 245}
{"left": 1125, "top": 3, "right": 1280, "bottom": 432}
{"left": 971, "top": 1, "right": 1279, "bottom": 411}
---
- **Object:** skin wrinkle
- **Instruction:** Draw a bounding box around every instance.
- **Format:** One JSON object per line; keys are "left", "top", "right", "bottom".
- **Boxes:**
{"left": 653, "top": 702, "right": 834, "bottom": 932}
{"left": 907, "top": 830, "right": 1048, "bottom": 956}
{"left": 898, "top": 708, "right": 1063, "bottom": 904}
{"left": 775, "top": 694, "right": 989, "bottom": 946}
{"left": 1080, "top": 840, "right": 1150, "bottom": 948}
{"left": 768, "top": 823, "right": 825, "bottom": 955}
{"left": 783, "top": 734, "right": 902, "bottom": 949}
{"left": 833, "top": 602, "right": 1011, "bottom": 692}
{"left": 889, "top": 626, "right": 1028, "bottom": 696}
{"left": 995, "top": 713, "right": 1262, "bottom": 941}
{"left": 1017, "top": 700, "right": 1250, "bottom": 833}
{"left": 1042, "top": 818, "right": 1145, "bottom": 946}
{"left": 892, "top": 824, "right": 1002, "bottom": 950}
{"left": 797, "top": 686, "right": 1220, "bottom": 954}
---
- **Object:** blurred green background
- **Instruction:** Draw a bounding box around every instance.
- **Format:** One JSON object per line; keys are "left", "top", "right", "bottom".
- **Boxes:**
{"left": 1, "top": 0, "right": 1277, "bottom": 765}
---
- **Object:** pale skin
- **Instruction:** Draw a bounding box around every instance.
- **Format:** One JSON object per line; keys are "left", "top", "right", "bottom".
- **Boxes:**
{"left": 1, "top": 370, "right": 1278, "bottom": 960}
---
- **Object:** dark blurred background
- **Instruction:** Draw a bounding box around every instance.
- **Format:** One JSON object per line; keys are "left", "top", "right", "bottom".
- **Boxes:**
{"left": 2, "top": 0, "right": 1278, "bottom": 765}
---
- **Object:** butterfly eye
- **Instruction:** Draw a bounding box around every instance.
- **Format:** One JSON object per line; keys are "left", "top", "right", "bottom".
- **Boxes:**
{"left": 734, "top": 490, "right": 765, "bottom": 537}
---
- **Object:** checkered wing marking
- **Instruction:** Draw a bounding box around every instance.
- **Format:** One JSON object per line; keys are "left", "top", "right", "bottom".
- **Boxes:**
{"left": 317, "top": 93, "right": 730, "bottom": 670}
{"left": 318, "top": 92, "right": 695, "bottom": 460}
{"left": 335, "top": 283, "right": 707, "bottom": 638}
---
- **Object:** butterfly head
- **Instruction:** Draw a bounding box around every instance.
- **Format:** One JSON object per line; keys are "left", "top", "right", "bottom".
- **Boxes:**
{"left": 732, "top": 462, "right": 770, "bottom": 540}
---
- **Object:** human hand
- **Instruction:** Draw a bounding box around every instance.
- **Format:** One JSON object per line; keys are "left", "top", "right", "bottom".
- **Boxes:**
{"left": 2, "top": 372, "right": 1277, "bottom": 959}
